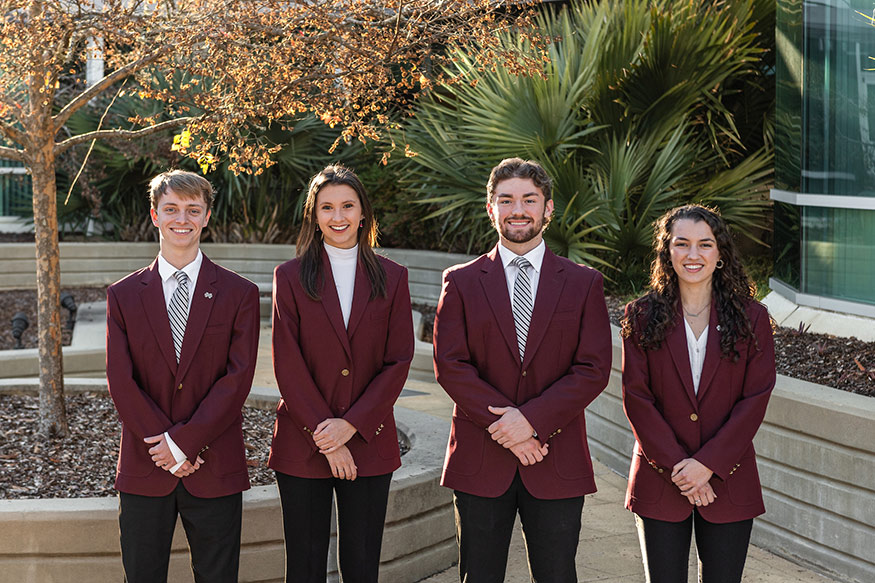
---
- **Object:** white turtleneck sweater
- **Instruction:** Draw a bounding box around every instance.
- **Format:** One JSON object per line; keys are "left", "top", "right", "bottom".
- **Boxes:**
{"left": 325, "top": 243, "right": 358, "bottom": 328}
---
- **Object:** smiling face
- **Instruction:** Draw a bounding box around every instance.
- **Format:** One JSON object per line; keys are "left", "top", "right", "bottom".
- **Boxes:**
{"left": 315, "top": 183, "right": 363, "bottom": 249}
{"left": 150, "top": 187, "right": 210, "bottom": 263}
{"left": 487, "top": 177, "right": 554, "bottom": 255}
{"left": 669, "top": 218, "right": 721, "bottom": 290}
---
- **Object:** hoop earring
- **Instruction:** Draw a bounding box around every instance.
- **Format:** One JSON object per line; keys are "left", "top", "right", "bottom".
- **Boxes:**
{"left": 716, "top": 259, "right": 724, "bottom": 269}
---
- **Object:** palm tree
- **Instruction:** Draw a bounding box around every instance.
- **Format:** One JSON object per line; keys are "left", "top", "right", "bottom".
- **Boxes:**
{"left": 394, "top": 0, "right": 774, "bottom": 288}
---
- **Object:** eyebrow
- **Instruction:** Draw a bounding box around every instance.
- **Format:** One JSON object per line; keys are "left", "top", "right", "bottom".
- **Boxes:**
{"left": 495, "top": 192, "right": 540, "bottom": 198}
{"left": 673, "top": 236, "right": 715, "bottom": 242}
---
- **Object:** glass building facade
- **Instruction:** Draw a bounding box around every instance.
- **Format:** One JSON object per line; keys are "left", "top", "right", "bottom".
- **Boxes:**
{"left": 774, "top": 0, "right": 875, "bottom": 315}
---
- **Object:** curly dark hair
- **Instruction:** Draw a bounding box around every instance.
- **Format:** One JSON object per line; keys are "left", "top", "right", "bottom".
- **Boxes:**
{"left": 620, "top": 204, "right": 757, "bottom": 361}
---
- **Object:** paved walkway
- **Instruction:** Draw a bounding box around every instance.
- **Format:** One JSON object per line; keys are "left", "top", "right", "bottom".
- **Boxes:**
{"left": 253, "top": 325, "right": 835, "bottom": 583}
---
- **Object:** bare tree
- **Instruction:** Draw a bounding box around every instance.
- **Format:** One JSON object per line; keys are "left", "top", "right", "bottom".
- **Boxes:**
{"left": 0, "top": 0, "right": 533, "bottom": 437}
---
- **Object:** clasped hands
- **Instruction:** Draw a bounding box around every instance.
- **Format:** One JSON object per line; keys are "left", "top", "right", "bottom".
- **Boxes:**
{"left": 487, "top": 406, "right": 548, "bottom": 467}
{"left": 145, "top": 434, "right": 204, "bottom": 478}
{"left": 671, "top": 457, "right": 716, "bottom": 507}
{"left": 314, "top": 418, "right": 358, "bottom": 481}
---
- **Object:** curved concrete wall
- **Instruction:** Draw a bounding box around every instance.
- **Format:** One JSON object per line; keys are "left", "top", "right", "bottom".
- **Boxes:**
{"left": 585, "top": 327, "right": 875, "bottom": 583}
{"left": 0, "top": 384, "right": 455, "bottom": 583}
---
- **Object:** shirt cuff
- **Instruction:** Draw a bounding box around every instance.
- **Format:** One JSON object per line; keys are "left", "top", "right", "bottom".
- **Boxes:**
{"left": 164, "top": 431, "right": 187, "bottom": 474}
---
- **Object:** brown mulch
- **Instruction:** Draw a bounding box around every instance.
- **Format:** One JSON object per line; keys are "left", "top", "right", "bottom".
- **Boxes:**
{"left": 0, "top": 287, "right": 108, "bottom": 351}
{"left": 0, "top": 393, "right": 276, "bottom": 499}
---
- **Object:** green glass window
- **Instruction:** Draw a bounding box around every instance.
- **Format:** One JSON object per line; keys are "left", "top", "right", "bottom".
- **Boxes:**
{"left": 802, "top": 206, "right": 875, "bottom": 304}
{"left": 802, "top": 0, "right": 875, "bottom": 197}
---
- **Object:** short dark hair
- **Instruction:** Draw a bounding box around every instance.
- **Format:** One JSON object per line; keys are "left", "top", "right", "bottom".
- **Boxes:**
{"left": 149, "top": 170, "right": 215, "bottom": 211}
{"left": 486, "top": 158, "right": 552, "bottom": 204}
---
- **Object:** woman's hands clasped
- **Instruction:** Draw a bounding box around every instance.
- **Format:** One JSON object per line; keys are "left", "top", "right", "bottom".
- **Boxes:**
{"left": 314, "top": 418, "right": 358, "bottom": 480}
{"left": 672, "top": 457, "right": 716, "bottom": 507}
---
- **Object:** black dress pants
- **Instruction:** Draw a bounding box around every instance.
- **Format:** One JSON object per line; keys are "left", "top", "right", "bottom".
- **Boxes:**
{"left": 453, "top": 472, "right": 585, "bottom": 583}
{"left": 118, "top": 482, "right": 243, "bottom": 583}
{"left": 635, "top": 510, "right": 753, "bottom": 583}
{"left": 275, "top": 471, "right": 393, "bottom": 583}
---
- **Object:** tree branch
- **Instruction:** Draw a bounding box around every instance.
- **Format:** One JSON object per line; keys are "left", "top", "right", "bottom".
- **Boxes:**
{"left": 54, "top": 117, "right": 194, "bottom": 155}
{"left": 0, "top": 144, "right": 27, "bottom": 163}
{"left": 0, "top": 119, "right": 27, "bottom": 147}
{"left": 53, "top": 49, "right": 168, "bottom": 133}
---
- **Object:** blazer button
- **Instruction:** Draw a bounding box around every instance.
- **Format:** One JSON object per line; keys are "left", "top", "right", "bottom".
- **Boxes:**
{"left": 690, "top": 413, "right": 699, "bottom": 422}
{"left": 522, "top": 370, "right": 527, "bottom": 377}
{"left": 341, "top": 368, "right": 350, "bottom": 377}
{"left": 658, "top": 468, "right": 664, "bottom": 474}
{"left": 177, "top": 383, "right": 183, "bottom": 390}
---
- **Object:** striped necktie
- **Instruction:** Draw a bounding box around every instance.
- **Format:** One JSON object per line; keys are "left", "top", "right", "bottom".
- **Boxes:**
{"left": 168, "top": 271, "right": 189, "bottom": 363}
{"left": 511, "top": 256, "right": 534, "bottom": 362}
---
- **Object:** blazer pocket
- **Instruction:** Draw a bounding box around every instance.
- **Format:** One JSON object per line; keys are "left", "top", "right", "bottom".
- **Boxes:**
{"left": 550, "top": 421, "right": 592, "bottom": 480}
{"left": 628, "top": 454, "right": 667, "bottom": 503}
{"left": 270, "top": 411, "right": 316, "bottom": 462}
{"left": 444, "top": 416, "right": 485, "bottom": 477}
{"left": 726, "top": 455, "right": 762, "bottom": 506}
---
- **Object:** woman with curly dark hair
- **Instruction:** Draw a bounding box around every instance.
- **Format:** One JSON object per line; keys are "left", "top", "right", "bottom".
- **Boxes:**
{"left": 620, "top": 204, "right": 776, "bottom": 583}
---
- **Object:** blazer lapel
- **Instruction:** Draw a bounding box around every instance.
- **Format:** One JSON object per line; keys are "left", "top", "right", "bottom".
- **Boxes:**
{"left": 521, "top": 249, "right": 565, "bottom": 369}
{"left": 479, "top": 246, "right": 520, "bottom": 363}
{"left": 320, "top": 250, "right": 353, "bottom": 359}
{"left": 139, "top": 259, "right": 178, "bottom": 373}
{"left": 345, "top": 259, "right": 370, "bottom": 341}
{"left": 667, "top": 303, "right": 698, "bottom": 407}
{"left": 176, "top": 255, "right": 218, "bottom": 380}
{"left": 695, "top": 302, "right": 722, "bottom": 401}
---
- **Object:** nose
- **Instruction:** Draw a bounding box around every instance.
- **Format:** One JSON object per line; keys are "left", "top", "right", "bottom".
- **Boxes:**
{"left": 688, "top": 245, "right": 701, "bottom": 259}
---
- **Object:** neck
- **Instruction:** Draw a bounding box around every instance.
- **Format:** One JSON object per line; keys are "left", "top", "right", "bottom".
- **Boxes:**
{"left": 679, "top": 281, "right": 712, "bottom": 311}
{"left": 159, "top": 245, "right": 198, "bottom": 270}
{"left": 500, "top": 234, "right": 542, "bottom": 256}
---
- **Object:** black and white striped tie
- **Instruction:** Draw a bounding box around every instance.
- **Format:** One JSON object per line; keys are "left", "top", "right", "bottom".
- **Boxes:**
{"left": 168, "top": 271, "right": 189, "bottom": 363}
{"left": 511, "top": 256, "right": 533, "bottom": 362}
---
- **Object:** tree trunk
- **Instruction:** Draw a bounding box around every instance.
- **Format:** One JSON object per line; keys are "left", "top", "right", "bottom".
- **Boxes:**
{"left": 30, "top": 148, "right": 68, "bottom": 438}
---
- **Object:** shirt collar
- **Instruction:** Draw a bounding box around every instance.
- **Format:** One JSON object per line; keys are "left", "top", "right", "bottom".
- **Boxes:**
{"left": 497, "top": 240, "right": 546, "bottom": 273}
{"left": 157, "top": 249, "right": 203, "bottom": 283}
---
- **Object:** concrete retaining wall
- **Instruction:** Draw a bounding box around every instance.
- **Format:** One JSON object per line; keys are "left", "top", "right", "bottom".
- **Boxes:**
{"left": 0, "top": 383, "right": 455, "bottom": 583}
{"left": 585, "top": 326, "right": 875, "bottom": 583}
{"left": 0, "top": 243, "right": 473, "bottom": 306}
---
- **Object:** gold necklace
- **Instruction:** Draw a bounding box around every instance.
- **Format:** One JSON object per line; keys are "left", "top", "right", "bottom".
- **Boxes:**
{"left": 683, "top": 303, "right": 710, "bottom": 318}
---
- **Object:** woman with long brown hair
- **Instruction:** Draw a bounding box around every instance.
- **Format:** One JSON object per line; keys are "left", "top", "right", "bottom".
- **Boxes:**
{"left": 269, "top": 164, "right": 413, "bottom": 583}
{"left": 621, "top": 204, "right": 775, "bottom": 582}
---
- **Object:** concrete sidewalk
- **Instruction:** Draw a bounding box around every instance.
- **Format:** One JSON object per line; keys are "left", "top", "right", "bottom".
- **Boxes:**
{"left": 253, "top": 325, "right": 835, "bottom": 583}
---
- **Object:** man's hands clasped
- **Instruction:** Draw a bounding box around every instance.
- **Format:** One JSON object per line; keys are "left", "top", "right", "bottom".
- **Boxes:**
{"left": 486, "top": 406, "right": 549, "bottom": 466}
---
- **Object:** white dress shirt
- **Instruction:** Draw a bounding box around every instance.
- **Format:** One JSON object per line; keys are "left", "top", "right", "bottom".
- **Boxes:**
{"left": 684, "top": 318, "right": 709, "bottom": 395}
{"left": 156, "top": 250, "right": 203, "bottom": 473}
{"left": 325, "top": 243, "right": 358, "bottom": 328}
{"left": 496, "top": 240, "right": 546, "bottom": 306}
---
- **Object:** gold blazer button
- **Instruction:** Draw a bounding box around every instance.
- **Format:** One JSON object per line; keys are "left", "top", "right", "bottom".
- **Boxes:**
{"left": 690, "top": 413, "right": 699, "bottom": 422}
{"left": 341, "top": 368, "right": 350, "bottom": 377}
{"left": 177, "top": 383, "right": 183, "bottom": 390}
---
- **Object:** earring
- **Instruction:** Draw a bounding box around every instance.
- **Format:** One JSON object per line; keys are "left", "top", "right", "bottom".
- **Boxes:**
{"left": 359, "top": 218, "right": 364, "bottom": 228}
{"left": 716, "top": 259, "right": 724, "bottom": 269}
{"left": 315, "top": 225, "right": 321, "bottom": 232}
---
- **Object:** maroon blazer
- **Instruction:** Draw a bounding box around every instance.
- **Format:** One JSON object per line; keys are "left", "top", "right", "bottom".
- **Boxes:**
{"left": 433, "top": 246, "right": 612, "bottom": 499}
{"left": 622, "top": 299, "right": 775, "bottom": 523}
{"left": 106, "top": 255, "right": 260, "bottom": 498}
{"left": 268, "top": 252, "right": 414, "bottom": 479}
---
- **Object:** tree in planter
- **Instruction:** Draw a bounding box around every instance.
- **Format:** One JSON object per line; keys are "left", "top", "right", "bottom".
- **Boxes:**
{"left": 0, "top": 0, "right": 530, "bottom": 437}
{"left": 394, "top": 0, "right": 775, "bottom": 288}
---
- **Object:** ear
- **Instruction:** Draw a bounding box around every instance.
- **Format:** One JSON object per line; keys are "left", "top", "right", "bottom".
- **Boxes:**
{"left": 203, "top": 208, "right": 211, "bottom": 227}
{"left": 150, "top": 207, "right": 159, "bottom": 227}
{"left": 486, "top": 201, "right": 496, "bottom": 224}
{"left": 545, "top": 199, "right": 554, "bottom": 219}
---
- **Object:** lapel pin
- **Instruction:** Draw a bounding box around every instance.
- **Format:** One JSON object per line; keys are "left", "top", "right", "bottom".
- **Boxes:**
{"left": 204, "top": 292, "right": 213, "bottom": 299}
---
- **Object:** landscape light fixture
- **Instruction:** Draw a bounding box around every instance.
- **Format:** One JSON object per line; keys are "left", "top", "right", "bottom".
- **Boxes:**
{"left": 60, "top": 292, "right": 78, "bottom": 330}
{"left": 11, "top": 312, "right": 29, "bottom": 349}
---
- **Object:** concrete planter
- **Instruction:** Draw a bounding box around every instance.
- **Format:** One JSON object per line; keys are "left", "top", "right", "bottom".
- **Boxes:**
{"left": 585, "top": 328, "right": 875, "bottom": 583}
{"left": 0, "top": 383, "right": 455, "bottom": 583}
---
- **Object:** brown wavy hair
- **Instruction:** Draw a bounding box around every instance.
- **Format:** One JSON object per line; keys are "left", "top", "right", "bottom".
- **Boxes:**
{"left": 620, "top": 204, "right": 757, "bottom": 361}
{"left": 296, "top": 164, "right": 386, "bottom": 301}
